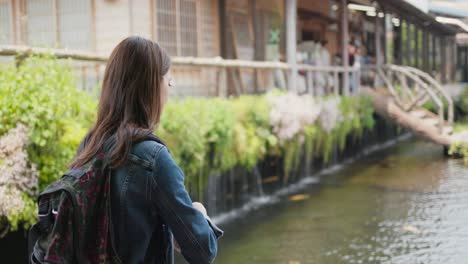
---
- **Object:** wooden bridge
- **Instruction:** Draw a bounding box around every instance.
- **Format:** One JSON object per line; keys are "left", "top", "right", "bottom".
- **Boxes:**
{"left": 363, "top": 64, "right": 465, "bottom": 147}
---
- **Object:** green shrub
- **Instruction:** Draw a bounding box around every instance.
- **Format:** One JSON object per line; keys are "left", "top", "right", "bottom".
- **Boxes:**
{"left": 0, "top": 55, "right": 96, "bottom": 231}
{"left": 0, "top": 55, "right": 377, "bottom": 233}
{"left": 449, "top": 141, "right": 468, "bottom": 165}
{"left": 455, "top": 86, "right": 468, "bottom": 122}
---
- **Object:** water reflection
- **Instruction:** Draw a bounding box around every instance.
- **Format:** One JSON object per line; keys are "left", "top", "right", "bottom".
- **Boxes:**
{"left": 182, "top": 140, "right": 468, "bottom": 264}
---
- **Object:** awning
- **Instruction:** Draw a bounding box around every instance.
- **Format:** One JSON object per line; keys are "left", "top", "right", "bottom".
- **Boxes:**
{"left": 375, "top": 0, "right": 458, "bottom": 35}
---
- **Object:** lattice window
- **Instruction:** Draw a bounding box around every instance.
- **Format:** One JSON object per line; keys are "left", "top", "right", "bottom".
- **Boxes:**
{"left": 25, "top": 0, "right": 90, "bottom": 49}
{"left": 155, "top": 0, "right": 198, "bottom": 56}
{"left": 26, "top": 0, "right": 55, "bottom": 47}
{"left": 0, "top": 0, "right": 12, "bottom": 44}
{"left": 199, "top": 0, "right": 218, "bottom": 57}
{"left": 179, "top": 0, "right": 198, "bottom": 56}
{"left": 57, "top": 0, "right": 90, "bottom": 49}
{"left": 156, "top": 0, "right": 178, "bottom": 55}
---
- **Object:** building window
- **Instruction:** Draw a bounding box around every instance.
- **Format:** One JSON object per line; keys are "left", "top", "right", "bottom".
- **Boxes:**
{"left": 0, "top": 0, "right": 13, "bottom": 44}
{"left": 155, "top": 0, "right": 198, "bottom": 56}
{"left": 25, "top": 0, "right": 91, "bottom": 49}
{"left": 57, "top": 0, "right": 91, "bottom": 49}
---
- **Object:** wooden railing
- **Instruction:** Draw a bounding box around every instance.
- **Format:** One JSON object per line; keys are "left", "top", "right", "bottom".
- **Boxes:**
{"left": 0, "top": 45, "right": 360, "bottom": 97}
{"left": 367, "top": 64, "right": 454, "bottom": 133}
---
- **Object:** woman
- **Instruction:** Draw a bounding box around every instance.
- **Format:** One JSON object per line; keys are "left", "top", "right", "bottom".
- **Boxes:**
{"left": 71, "top": 36, "right": 224, "bottom": 263}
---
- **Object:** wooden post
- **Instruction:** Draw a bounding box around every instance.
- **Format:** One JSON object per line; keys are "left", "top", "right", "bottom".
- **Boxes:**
{"left": 432, "top": 34, "right": 437, "bottom": 74}
{"left": 452, "top": 37, "right": 457, "bottom": 82}
{"left": 341, "top": 0, "right": 349, "bottom": 95}
{"left": 91, "top": 0, "right": 97, "bottom": 51}
{"left": 414, "top": 26, "right": 419, "bottom": 68}
{"left": 286, "top": 0, "right": 297, "bottom": 92}
{"left": 251, "top": 0, "right": 259, "bottom": 93}
{"left": 10, "top": 0, "right": 17, "bottom": 44}
{"left": 128, "top": 0, "right": 134, "bottom": 34}
{"left": 406, "top": 22, "right": 411, "bottom": 66}
{"left": 53, "top": 0, "right": 59, "bottom": 46}
{"left": 375, "top": 12, "right": 382, "bottom": 87}
{"left": 382, "top": 12, "right": 387, "bottom": 64}
{"left": 401, "top": 20, "right": 405, "bottom": 65}
{"left": 422, "top": 29, "right": 429, "bottom": 73}
{"left": 464, "top": 47, "right": 468, "bottom": 82}
{"left": 441, "top": 36, "right": 447, "bottom": 84}
{"left": 307, "top": 71, "right": 314, "bottom": 95}
{"left": 334, "top": 71, "right": 339, "bottom": 95}
{"left": 397, "top": 20, "right": 403, "bottom": 65}
{"left": 219, "top": 0, "right": 227, "bottom": 57}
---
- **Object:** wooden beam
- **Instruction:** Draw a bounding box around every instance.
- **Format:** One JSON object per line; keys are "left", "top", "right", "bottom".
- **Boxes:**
{"left": 397, "top": 21, "right": 402, "bottom": 65}
{"left": 375, "top": 14, "right": 383, "bottom": 87}
{"left": 341, "top": 0, "right": 349, "bottom": 95}
{"left": 218, "top": 0, "right": 227, "bottom": 57}
{"left": 297, "top": 8, "right": 336, "bottom": 23}
{"left": 382, "top": 12, "right": 387, "bottom": 64}
{"left": 90, "top": 0, "right": 96, "bottom": 51}
{"left": 10, "top": 0, "right": 16, "bottom": 44}
{"left": 0, "top": 44, "right": 363, "bottom": 72}
{"left": 464, "top": 47, "right": 468, "bottom": 82}
{"left": 128, "top": 0, "right": 134, "bottom": 35}
{"left": 286, "top": 0, "right": 297, "bottom": 92}
{"left": 149, "top": 0, "right": 154, "bottom": 40}
{"left": 414, "top": 26, "right": 419, "bottom": 68}
{"left": 251, "top": 0, "right": 259, "bottom": 92}
{"left": 432, "top": 34, "right": 437, "bottom": 73}
{"left": 406, "top": 22, "right": 411, "bottom": 66}
{"left": 53, "top": 0, "right": 59, "bottom": 47}
{"left": 441, "top": 36, "right": 447, "bottom": 83}
{"left": 422, "top": 29, "right": 429, "bottom": 73}
{"left": 175, "top": 0, "right": 180, "bottom": 56}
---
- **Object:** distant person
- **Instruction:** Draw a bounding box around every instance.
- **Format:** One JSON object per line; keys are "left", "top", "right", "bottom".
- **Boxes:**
{"left": 348, "top": 39, "right": 357, "bottom": 67}
{"left": 348, "top": 40, "right": 358, "bottom": 93}
{"left": 29, "top": 36, "right": 224, "bottom": 263}
{"left": 351, "top": 46, "right": 362, "bottom": 93}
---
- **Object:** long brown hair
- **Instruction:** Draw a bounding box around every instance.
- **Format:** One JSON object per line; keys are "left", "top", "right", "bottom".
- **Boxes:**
{"left": 70, "top": 36, "right": 171, "bottom": 169}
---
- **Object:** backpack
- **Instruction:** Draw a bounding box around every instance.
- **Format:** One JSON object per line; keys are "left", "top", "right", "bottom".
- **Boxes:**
{"left": 27, "top": 134, "right": 165, "bottom": 263}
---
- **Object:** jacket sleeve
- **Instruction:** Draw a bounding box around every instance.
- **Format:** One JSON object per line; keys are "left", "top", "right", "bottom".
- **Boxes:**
{"left": 151, "top": 145, "right": 224, "bottom": 264}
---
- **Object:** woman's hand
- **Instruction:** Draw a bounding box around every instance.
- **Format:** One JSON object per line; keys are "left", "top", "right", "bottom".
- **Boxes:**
{"left": 174, "top": 202, "right": 208, "bottom": 253}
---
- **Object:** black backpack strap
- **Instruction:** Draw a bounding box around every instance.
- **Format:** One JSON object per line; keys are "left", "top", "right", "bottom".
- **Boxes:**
{"left": 28, "top": 200, "right": 54, "bottom": 263}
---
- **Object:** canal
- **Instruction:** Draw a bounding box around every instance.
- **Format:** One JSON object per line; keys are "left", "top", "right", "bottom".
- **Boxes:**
{"left": 176, "top": 139, "right": 468, "bottom": 263}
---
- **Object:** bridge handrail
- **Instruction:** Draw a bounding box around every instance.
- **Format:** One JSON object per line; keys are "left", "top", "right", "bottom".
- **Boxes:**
{"left": 399, "top": 66, "right": 454, "bottom": 126}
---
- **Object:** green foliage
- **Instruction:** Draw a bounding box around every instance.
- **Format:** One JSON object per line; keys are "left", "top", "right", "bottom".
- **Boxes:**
{"left": 449, "top": 141, "right": 468, "bottom": 165}
{"left": 231, "top": 95, "right": 277, "bottom": 168}
{"left": 7, "top": 194, "right": 37, "bottom": 231}
{"left": 455, "top": 86, "right": 468, "bottom": 122}
{"left": 0, "top": 55, "right": 377, "bottom": 233}
{"left": 0, "top": 55, "right": 96, "bottom": 231}
{"left": 451, "top": 122, "right": 468, "bottom": 166}
{"left": 0, "top": 55, "right": 96, "bottom": 191}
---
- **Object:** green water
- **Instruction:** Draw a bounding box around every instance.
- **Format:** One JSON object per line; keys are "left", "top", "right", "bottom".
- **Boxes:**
{"left": 201, "top": 140, "right": 468, "bottom": 264}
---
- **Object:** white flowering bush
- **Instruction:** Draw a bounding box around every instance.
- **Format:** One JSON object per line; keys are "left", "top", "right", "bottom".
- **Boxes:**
{"left": 0, "top": 124, "right": 39, "bottom": 232}
{"left": 318, "top": 97, "right": 343, "bottom": 133}
{"left": 268, "top": 92, "right": 322, "bottom": 142}
{"left": 266, "top": 91, "right": 375, "bottom": 177}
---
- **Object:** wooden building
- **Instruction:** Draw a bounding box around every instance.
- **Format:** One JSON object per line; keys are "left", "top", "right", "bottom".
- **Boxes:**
{"left": 0, "top": 0, "right": 463, "bottom": 95}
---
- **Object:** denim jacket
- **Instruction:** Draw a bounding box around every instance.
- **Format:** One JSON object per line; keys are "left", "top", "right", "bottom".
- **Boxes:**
{"left": 78, "top": 135, "right": 224, "bottom": 263}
